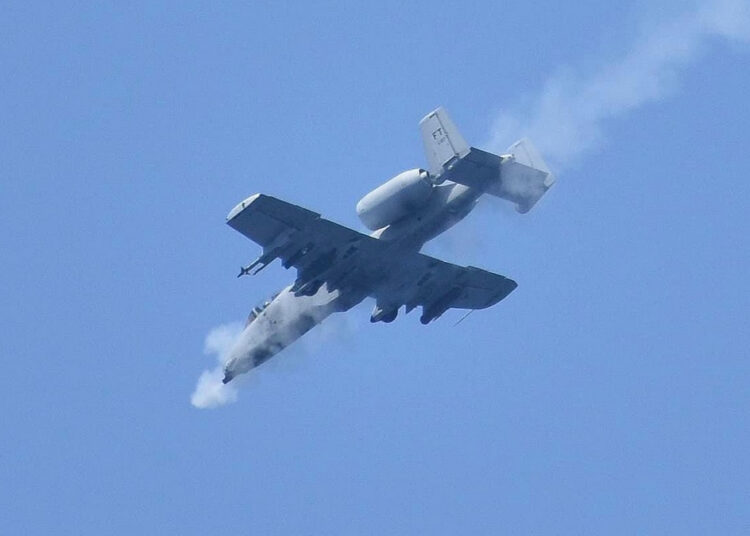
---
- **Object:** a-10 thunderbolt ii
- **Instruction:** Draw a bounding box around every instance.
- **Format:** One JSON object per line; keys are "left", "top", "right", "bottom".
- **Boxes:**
{"left": 221, "top": 108, "right": 554, "bottom": 383}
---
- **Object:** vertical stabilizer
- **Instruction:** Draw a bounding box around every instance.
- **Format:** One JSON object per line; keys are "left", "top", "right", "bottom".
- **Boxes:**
{"left": 495, "top": 138, "right": 556, "bottom": 213}
{"left": 419, "top": 107, "right": 470, "bottom": 176}
{"left": 418, "top": 108, "right": 554, "bottom": 213}
{"left": 506, "top": 138, "right": 550, "bottom": 174}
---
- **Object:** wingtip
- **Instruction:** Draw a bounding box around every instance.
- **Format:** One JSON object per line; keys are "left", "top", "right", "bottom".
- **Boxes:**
{"left": 227, "top": 193, "right": 263, "bottom": 221}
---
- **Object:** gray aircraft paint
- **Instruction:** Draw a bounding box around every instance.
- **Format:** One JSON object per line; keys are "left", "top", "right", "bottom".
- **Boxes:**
{"left": 222, "top": 108, "right": 554, "bottom": 383}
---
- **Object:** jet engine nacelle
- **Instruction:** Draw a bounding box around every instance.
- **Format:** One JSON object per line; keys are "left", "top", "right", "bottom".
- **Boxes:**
{"left": 356, "top": 169, "right": 433, "bottom": 231}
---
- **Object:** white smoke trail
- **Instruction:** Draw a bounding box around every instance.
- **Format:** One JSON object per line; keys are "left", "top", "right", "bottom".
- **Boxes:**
{"left": 190, "top": 322, "right": 243, "bottom": 409}
{"left": 487, "top": 0, "right": 750, "bottom": 169}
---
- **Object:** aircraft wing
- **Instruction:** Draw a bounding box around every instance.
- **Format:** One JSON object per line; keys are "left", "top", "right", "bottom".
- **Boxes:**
{"left": 227, "top": 194, "right": 517, "bottom": 322}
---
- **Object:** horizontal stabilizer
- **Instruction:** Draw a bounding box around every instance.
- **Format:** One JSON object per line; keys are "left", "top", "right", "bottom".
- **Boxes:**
{"left": 436, "top": 139, "right": 554, "bottom": 213}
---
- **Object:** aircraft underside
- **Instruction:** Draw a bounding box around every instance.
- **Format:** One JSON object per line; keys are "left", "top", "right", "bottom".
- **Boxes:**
{"left": 220, "top": 107, "right": 554, "bottom": 382}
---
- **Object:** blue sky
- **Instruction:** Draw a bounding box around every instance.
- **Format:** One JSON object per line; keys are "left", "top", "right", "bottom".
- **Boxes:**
{"left": 2, "top": 1, "right": 749, "bottom": 534}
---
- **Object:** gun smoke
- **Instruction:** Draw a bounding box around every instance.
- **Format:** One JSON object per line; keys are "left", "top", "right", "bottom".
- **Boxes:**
{"left": 191, "top": 322, "right": 243, "bottom": 409}
{"left": 191, "top": 285, "right": 361, "bottom": 408}
{"left": 488, "top": 0, "right": 750, "bottom": 169}
{"left": 436, "top": 0, "right": 750, "bottom": 255}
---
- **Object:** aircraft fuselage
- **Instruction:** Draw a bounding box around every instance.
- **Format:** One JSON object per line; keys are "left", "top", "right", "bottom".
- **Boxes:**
{"left": 222, "top": 181, "right": 481, "bottom": 383}
{"left": 220, "top": 107, "right": 554, "bottom": 383}
{"left": 373, "top": 182, "right": 480, "bottom": 250}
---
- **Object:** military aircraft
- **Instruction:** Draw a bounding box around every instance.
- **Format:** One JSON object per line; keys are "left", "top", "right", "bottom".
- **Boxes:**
{"left": 221, "top": 107, "right": 554, "bottom": 383}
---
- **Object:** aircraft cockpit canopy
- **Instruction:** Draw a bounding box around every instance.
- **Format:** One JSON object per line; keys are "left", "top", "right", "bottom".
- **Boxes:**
{"left": 246, "top": 291, "right": 280, "bottom": 326}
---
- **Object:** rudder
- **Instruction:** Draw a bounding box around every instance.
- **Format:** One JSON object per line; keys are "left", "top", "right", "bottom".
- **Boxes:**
{"left": 491, "top": 138, "right": 556, "bottom": 213}
{"left": 419, "top": 107, "right": 470, "bottom": 176}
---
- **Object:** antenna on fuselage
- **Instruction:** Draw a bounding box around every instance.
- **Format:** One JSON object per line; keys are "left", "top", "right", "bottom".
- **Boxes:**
{"left": 454, "top": 309, "right": 474, "bottom": 326}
